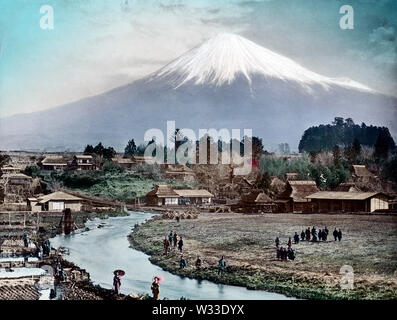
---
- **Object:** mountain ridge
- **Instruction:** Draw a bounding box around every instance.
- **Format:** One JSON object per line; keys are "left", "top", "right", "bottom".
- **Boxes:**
{"left": 0, "top": 33, "right": 396, "bottom": 152}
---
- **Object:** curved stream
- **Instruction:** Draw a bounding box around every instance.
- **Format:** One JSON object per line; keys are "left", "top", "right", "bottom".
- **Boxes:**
{"left": 51, "top": 211, "right": 293, "bottom": 300}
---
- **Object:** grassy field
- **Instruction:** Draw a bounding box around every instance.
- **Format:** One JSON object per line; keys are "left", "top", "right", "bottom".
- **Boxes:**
{"left": 129, "top": 212, "right": 397, "bottom": 299}
{"left": 38, "top": 169, "right": 196, "bottom": 202}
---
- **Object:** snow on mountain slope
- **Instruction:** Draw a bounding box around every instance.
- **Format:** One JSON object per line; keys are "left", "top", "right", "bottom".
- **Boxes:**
{"left": 150, "top": 33, "right": 373, "bottom": 92}
{"left": 0, "top": 33, "right": 395, "bottom": 152}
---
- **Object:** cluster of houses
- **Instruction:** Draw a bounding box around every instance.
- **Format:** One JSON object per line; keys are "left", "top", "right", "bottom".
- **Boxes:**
{"left": 144, "top": 165, "right": 393, "bottom": 214}
{"left": 232, "top": 166, "right": 391, "bottom": 213}
{"left": 39, "top": 155, "right": 96, "bottom": 171}
{"left": 1, "top": 152, "right": 395, "bottom": 214}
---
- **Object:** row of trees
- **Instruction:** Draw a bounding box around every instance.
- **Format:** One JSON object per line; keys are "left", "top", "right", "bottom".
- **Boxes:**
{"left": 83, "top": 143, "right": 116, "bottom": 159}
{"left": 299, "top": 117, "right": 396, "bottom": 156}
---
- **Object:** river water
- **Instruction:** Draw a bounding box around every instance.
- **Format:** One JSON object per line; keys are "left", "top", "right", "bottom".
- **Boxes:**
{"left": 51, "top": 211, "right": 292, "bottom": 300}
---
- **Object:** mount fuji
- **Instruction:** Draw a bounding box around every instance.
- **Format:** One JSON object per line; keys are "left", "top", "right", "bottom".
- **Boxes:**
{"left": 1, "top": 33, "right": 396, "bottom": 151}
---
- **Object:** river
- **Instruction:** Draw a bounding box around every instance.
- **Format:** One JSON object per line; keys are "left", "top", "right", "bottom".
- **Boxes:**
{"left": 51, "top": 211, "right": 293, "bottom": 300}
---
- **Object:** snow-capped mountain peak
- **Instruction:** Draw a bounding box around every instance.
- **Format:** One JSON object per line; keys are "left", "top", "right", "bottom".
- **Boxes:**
{"left": 150, "top": 33, "right": 373, "bottom": 92}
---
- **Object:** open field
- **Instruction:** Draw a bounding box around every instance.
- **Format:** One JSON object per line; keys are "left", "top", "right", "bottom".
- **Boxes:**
{"left": 129, "top": 212, "right": 397, "bottom": 299}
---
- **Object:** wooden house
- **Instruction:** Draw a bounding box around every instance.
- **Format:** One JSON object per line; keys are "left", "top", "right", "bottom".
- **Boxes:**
{"left": 306, "top": 191, "right": 390, "bottom": 213}
{"left": 40, "top": 156, "right": 68, "bottom": 171}
{"left": 69, "top": 155, "right": 95, "bottom": 171}
{"left": 237, "top": 189, "right": 275, "bottom": 213}
{"left": 276, "top": 180, "right": 319, "bottom": 213}
{"left": 28, "top": 191, "right": 84, "bottom": 212}
{"left": 146, "top": 185, "right": 180, "bottom": 206}
{"left": 350, "top": 165, "right": 375, "bottom": 182}
{"left": 162, "top": 164, "right": 196, "bottom": 182}
{"left": 145, "top": 185, "right": 214, "bottom": 206}
{"left": 174, "top": 189, "right": 214, "bottom": 205}
{"left": 0, "top": 165, "right": 22, "bottom": 174}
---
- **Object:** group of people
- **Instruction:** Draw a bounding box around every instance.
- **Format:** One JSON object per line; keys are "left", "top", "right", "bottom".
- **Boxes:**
{"left": 163, "top": 231, "right": 184, "bottom": 254}
{"left": 297, "top": 227, "right": 342, "bottom": 243}
{"left": 35, "top": 239, "right": 52, "bottom": 259}
{"left": 275, "top": 237, "right": 296, "bottom": 261}
{"left": 275, "top": 226, "right": 344, "bottom": 261}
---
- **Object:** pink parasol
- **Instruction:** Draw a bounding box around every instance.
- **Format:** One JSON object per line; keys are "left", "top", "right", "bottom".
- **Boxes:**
{"left": 154, "top": 275, "right": 164, "bottom": 283}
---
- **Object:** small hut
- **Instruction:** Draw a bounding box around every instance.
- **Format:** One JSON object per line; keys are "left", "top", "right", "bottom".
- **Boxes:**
{"left": 145, "top": 185, "right": 179, "bottom": 206}
{"left": 239, "top": 189, "right": 275, "bottom": 213}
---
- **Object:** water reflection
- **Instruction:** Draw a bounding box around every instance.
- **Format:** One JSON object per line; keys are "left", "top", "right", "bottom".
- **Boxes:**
{"left": 51, "top": 212, "right": 293, "bottom": 300}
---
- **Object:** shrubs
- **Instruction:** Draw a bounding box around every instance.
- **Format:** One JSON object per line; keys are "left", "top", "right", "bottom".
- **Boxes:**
{"left": 259, "top": 154, "right": 349, "bottom": 190}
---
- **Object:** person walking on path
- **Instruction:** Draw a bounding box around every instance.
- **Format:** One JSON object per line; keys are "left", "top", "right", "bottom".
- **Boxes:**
{"left": 337, "top": 229, "right": 342, "bottom": 241}
{"left": 287, "top": 237, "right": 292, "bottom": 248}
{"left": 300, "top": 230, "right": 305, "bottom": 241}
{"left": 169, "top": 231, "right": 173, "bottom": 247}
{"left": 305, "top": 228, "right": 311, "bottom": 241}
{"left": 163, "top": 236, "right": 170, "bottom": 254}
{"left": 333, "top": 228, "right": 338, "bottom": 241}
{"left": 179, "top": 255, "right": 187, "bottom": 269}
{"left": 23, "top": 233, "right": 30, "bottom": 248}
{"left": 275, "top": 237, "right": 280, "bottom": 247}
{"left": 113, "top": 271, "right": 122, "bottom": 295}
{"left": 178, "top": 236, "right": 184, "bottom": 252}
{"left": 173, "top": 232, "right": 178, "bottom": 249}
{"left": 218, "top": 256, "right": 227, "bottom": 275}
{"left": 151, "top": 276, "right": 161, "bottom": 300}
{"left": 294, "top": 232, "right": 299, "bottom": 244}
{"left": 195, "top": 256, "right": 202, "bottom": 270}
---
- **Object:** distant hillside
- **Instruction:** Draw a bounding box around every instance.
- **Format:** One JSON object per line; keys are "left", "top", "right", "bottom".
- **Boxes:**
{"left": 298, "top": 118, "right": 396, "bottom": 153}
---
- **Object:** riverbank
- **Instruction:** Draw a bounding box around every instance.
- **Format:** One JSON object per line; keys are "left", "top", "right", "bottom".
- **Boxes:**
{"left": 0, "top": 209, "right": 130, "bottom": 300}
{"left": 128, "top": 211, "right": 397, "bottom": 300}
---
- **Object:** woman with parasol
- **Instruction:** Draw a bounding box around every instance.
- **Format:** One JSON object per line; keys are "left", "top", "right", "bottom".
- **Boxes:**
{"left": 151, "top": 275, "right": 163, "bottom": 300}
{"left": 113, "top": 269, "right": 125, "bottom": 295}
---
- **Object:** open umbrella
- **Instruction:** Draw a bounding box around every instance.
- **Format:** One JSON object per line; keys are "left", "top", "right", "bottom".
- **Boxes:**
{"left": 154, "top": 275, "right": 164, "bottom": 283}
{"left": 114, "top": 269, "right": 125, "bottom": 276}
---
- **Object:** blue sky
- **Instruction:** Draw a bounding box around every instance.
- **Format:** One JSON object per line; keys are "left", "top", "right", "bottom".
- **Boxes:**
{"left": 0, "top": 0, "right": 396, "bottom": 118}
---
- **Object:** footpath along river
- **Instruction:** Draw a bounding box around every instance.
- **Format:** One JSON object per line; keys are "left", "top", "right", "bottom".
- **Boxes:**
{"left": 51, "top": 211, "right": 293, "bottom": 300}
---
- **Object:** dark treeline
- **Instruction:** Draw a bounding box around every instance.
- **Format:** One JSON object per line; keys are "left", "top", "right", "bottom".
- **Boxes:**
{"left": 299, "top": 117, "right": 396, "bottom": 153}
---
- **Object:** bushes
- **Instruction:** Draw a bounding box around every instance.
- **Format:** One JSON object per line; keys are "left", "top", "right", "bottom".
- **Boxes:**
{"left": 60, "top": 172, "right": 100, "bottom": 188}
{"left": 259, "top": 155, "right": 349, "bottom": 190}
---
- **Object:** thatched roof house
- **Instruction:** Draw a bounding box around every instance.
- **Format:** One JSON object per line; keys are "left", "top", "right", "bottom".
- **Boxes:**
{"left": 233, "top": 189, "right": 275, "bottom": 213}
{"left": 350, "top": 165, "right": 375, "bottom": 181}
{"left": 334, "top": 182, "right": 359, "bottom": 192}
{"left": 276, "top": 180, "right": 319, "bottom": 213}
{"left": 241, "top": 190, "right": 273, "bottom": 204}
{"left": 288, "top": 180, "right": 319, "bottom": 202}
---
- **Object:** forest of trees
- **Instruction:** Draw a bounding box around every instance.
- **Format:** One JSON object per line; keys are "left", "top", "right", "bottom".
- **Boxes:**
{"left": 298, "top": 117, "right": 396, "bottom": 154}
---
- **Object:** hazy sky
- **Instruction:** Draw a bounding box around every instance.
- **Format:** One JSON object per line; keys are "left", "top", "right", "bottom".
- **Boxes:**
{"left": 0, "top": 0, "right": 396, "bottom": 118}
